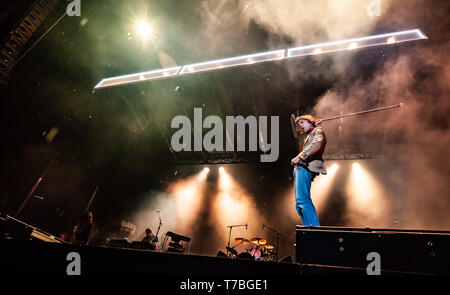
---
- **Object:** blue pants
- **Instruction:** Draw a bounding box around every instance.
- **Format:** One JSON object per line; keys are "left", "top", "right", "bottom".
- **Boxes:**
{"left": 293, "top": 166, "right": 320, "bottom": 226}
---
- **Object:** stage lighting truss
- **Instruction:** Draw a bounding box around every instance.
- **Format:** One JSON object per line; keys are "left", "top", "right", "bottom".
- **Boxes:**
{"left": 94, "top": 29, "right": 427, "bottom": 89}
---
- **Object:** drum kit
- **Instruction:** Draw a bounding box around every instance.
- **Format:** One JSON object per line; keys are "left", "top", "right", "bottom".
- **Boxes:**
{"left": 226, "top": 237, "right": 277, "bottom": 261}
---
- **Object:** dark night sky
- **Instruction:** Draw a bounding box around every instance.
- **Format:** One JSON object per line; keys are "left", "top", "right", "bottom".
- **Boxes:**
{"left": 1, "top": 0, "right": 449, "bottom": 257}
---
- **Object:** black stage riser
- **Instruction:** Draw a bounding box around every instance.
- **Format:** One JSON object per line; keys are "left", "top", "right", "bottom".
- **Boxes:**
{"left": 296, "top": 226, "right": 450, "bottom": 275}
{"left": 0, "top": 239, "right": 300, "bottom": 276}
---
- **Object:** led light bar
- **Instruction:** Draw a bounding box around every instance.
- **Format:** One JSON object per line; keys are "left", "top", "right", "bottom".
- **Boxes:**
{"left": 94, "top": 66, "right": 181, "bottom": 89}
{"left": 94, "top": 29, "right": 427, "bottom": 89}
{"left": 287, "top": 29, "right": 426, "bottom": 58}
{"left": 179, "top": 49, "right": 285, "bottom": 75}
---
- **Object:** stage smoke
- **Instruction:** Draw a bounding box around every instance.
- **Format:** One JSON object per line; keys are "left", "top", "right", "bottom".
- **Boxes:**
{"left": 310, "top": 162, "right": 339, "bottom": 211}
{"left": 123, "top": 169, "right": 208, "bottom": 246}
{"left": 211, "top": 167, "right": 265, "bottom": 253}
{"left": 346, "top": 161, "right": 390, "bottom": 227}
{"left": 198, "top": 0, "right": 392, "bottom": 80}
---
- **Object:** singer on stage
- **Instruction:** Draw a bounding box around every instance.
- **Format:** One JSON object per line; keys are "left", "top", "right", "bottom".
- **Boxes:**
{"left": 291, "top": 115, "right": 327, "bottom": 226}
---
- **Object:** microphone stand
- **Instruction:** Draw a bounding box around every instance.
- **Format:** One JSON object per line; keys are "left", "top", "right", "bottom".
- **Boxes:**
{"left": 226, "top": 223, "right": 247, "bottom": 256}
{"left": 155, "top": 211, "right": 162, "bottom": 251}
{"left": 262, "top": 224, "right": 281, "bottom": 261}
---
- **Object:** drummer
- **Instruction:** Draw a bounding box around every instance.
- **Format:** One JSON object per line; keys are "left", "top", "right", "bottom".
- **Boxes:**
{"left": 249, "top": 238, "right": 266, "bottom": 260}
{"left": 250, "top": 244, "right": 265, "bottom": 260}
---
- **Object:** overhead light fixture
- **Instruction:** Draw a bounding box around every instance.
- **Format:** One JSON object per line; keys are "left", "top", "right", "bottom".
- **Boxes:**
{"left": 178, "top": 49, "right": 285, "bottom": 75}
{"left": 387, "top": 37, "right": 396, "bottom": 44}
{"left": 94, "top": 66, "right": 181, "bottom": 89}
{"left": 347, "top": 42, "right": 358, "bottom": 50}
{"left": 287, "top": 29, "right": 426, "bottom": 58}
{"left": 94, "top": 29, "right": 427, "bottom": 89}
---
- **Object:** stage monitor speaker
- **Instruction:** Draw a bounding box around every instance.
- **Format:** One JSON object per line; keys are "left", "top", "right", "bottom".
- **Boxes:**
{"left": 279, "top": 256, "right": 292, "bottom": 263}
{"left": 130, "top": 241, "right": 156, "bottom": 251}
{"left": 167, "top": 247, "right": 183, "bottom": 253}
{"left": 107, "top": 239, "right": 130, "bottom": 248}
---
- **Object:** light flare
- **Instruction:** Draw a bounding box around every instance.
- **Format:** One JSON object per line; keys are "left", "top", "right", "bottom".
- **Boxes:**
{"left": 136, "top": 20, "right": 152, "bottom": 38}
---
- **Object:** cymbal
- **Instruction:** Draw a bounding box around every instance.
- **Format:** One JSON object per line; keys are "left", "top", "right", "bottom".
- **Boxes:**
{"left": 235, "top": 238, "right": 250, "bottom": 244}
{"left": 264, "top": 244, "right": 274, "bottom": 249}
{"left": 251, "top": 238, "right": 266, "bottom": 245}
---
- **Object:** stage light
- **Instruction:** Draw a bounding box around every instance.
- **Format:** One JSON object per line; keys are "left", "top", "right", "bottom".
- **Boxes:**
{"left": 309, "top": 162, "right": 340, "bottom": 211}
{"left": 219, "top": 167, "right": 225, "bottom": 174}
{"left": 94, "top": 29, "right": 427, "bottom": 89}
{"left": 178, "top": 49, "right": 284, "bottom": 75}
{"left": 94, "top": 66, "right": 181, "bottom": 88}
{"left": 213, "top": 167, "right": 262, "bottom": 247}
{"left": 287, "top": 29, "right": 426, "bottom": 58}
{"left": 198, "top": 167, "right": 210, "bottom": 181}
{"left": 169, "top": 169, "right": 209, "bottom": 233}
{"left": 387, "top": 37, "right": 396, "bottom": 44}
{"left": 136, "top": 20, "right": 152, "bottom": 38}
{"left": 348, "top": 42, "right": 358, "bottom": 50}
{"left": 346, "top": 162, "right": 389, "bottom": 226}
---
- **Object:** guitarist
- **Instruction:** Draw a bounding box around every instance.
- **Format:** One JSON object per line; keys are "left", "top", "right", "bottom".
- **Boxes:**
{"left": 290, "top": 115, "right": 327, "bottom": 226}
{"left": 71, "top": 211, "right": 93, "bottom": 246}
{"left": 141, "top": 228, "right": 158, "bottom": 249}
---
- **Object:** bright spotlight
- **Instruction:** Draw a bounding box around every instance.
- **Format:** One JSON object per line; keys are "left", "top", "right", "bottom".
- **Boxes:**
{"left": 198, "top": 167, "right": 210, "bottom": 181}
{"left": 136, "top": 20, "right": 152, "bottom": 38}
{"left": 346, "top": 161, "right": 389, "bottom": 226}
{"left": 308, "top": 162, "right": 340, "bottom": 213}
{"left": 387, "top": 36, "right": 396, "bottom": 44}
{"left": 219, "top": 167, "right": 225, "bottom": 174}
{"left": 170, "top": 169, "right": 208, "bottom": 232}
{"left": 213, "top": 166, "right": 262, "bottom": 247}
{"left": 348, "top": 42, "right": 358, "bottom": 50}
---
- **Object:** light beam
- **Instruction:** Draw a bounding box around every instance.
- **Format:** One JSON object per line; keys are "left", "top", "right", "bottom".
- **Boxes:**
{"left": 346, "top": 162, "right": 390, "bottom": 227}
